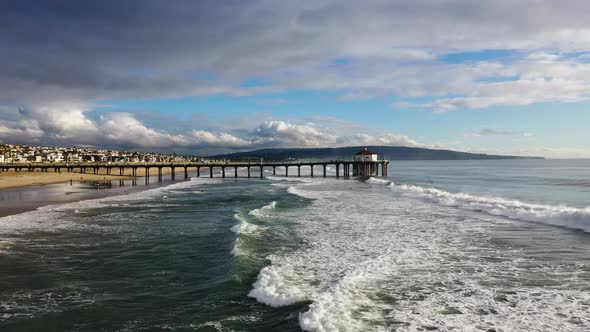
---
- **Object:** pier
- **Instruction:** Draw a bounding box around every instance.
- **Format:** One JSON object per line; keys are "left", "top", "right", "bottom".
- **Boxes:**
{"left": 0, "top": 160, "right": 389, "bottom": 181}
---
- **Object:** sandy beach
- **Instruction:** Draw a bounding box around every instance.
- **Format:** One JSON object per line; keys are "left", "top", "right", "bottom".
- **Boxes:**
{"left": 0, "top": 167, "right": 179, "bottom": 190}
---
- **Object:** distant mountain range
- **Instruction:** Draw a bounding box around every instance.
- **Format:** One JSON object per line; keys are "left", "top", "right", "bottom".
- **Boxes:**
{"left": 211, "top": 146, "right": 544, "bottom": 161}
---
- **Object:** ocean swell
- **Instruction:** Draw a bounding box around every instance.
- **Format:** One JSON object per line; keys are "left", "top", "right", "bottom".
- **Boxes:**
{"left": 0, "top": 177, "right": 219, "bottom": 236}
{"left": 366, "top": 177, "right": 590, "bottom": 233}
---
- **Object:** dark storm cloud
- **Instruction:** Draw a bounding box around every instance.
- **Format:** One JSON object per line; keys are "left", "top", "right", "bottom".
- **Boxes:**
{"left": 3, "top": 0, "right": 590, "bottom": 106}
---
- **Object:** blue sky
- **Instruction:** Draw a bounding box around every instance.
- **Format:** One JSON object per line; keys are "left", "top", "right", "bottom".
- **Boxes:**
{"left": 1, "top": 1, "right": 589, "bottom": 157}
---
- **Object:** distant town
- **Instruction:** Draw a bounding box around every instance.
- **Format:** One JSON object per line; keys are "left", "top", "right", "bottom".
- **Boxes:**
{"left": 0, "top": 143, "right": 204, "bottom": 164}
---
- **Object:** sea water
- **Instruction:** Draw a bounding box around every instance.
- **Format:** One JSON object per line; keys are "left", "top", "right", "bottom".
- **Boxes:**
{"left": 0, "top": 159, "right": 589, "bottom": 331}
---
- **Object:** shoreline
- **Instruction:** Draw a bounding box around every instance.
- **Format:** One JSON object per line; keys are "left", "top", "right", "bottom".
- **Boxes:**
{"left": 0, "top": 169, "right": 189, "bottom": 218}
{"left": 0, "top": 167, "right": 177, "bottom": 190}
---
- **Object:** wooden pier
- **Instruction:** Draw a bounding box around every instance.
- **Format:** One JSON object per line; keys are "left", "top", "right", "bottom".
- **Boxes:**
{"left": 0, "top": 160, "right": 389, "bottom": 182}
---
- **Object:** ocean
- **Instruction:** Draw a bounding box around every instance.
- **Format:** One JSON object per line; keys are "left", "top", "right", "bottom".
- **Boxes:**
{"left": 0, "top": 159, "right": 589, "bottom": 331}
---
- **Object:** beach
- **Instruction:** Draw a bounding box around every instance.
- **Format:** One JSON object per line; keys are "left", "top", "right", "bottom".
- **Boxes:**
{"left": 0, "top": 167, "right": 190, "bottom": 218}
{"left": 0, "top": 166, "right": 180, "bottom": 190}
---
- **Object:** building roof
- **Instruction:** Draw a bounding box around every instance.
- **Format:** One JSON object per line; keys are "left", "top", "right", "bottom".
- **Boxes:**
{"left": 355, "top": 148, "right": 377, "bottom": 155}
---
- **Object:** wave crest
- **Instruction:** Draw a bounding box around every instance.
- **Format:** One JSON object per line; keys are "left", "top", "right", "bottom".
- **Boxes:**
{"left": 248, "top": 201, "right": 277, "bottom": 218}
{"left": 248, "top": 265, "right": 306, "bottom": 307}
{"left": 390, "top": 183, "right": 590, "bottom": 232}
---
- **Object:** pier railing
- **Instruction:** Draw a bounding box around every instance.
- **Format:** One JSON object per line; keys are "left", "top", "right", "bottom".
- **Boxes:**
{"left": 0, "top": 160, "right": 389, "bottom": 180}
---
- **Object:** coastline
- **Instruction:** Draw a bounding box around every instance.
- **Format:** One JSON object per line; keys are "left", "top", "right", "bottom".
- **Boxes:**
{"left": 0, "top": 167, "right": 176, "bottom": 190}
{"left": 0, "top": 168, "right": 185, "bottom": 218}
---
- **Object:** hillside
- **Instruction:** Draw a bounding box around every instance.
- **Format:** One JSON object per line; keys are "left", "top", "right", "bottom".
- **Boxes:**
{"left": 211, "top": 146, "right": 543, "bottom": 161}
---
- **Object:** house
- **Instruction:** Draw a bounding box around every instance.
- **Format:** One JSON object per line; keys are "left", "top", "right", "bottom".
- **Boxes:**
{"left": 354, "top": 148, "right": 378, "bottom": 162}
{"left": 47, "top": 152, "right": 64, "bottom": 162}
{"left": 67, "top": 153, "right": 83, "bottom": 162}
{"left": 0, "top": 155, "right": 4, "bottom": 163}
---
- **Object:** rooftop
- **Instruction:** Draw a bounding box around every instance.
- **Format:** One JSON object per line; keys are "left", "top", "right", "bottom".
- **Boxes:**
{"left": 355, "top": 148, "right": 377, "bottom": 155}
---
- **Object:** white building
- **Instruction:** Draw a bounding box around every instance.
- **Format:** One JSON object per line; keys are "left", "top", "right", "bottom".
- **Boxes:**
{"left": 67, "top": 153, "right": 83, "bottom": 162}
{"left": 354, "top": 148, "right": 378, "bottom": 162}
{"left": 0, "top": 155, "right": 4, "bottom": 163}
{"left": 47, "top": 152, "right": 64, "bottom": 163}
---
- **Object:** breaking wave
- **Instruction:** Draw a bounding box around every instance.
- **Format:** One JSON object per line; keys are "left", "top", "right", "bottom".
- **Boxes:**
{"left": 248, "top": 201, "right": 277, "bottom": 218}
{"left": 250, "top": 177, "right": 590, "bottom": 331}
{"left": 366, "top": 177, "right": 590, "bottom": 232}
{"left": 365, "top": 177, "right": 392, "bottom": 186}
{"left": 230, "top": 213, "right": 262, "bottom": 235}
{"left": 230, "top": 201, "right": 279, "bottom": 257}
{"left": 0, "top": 177, "right": 220, "bottom": 236}
{"left": 248, "top": 262, "right": 306, "bottom": 307}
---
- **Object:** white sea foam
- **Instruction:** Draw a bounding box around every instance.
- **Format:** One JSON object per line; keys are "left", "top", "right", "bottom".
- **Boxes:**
{"left": 0, "top": 240, "right": 14, "bottom": 254}
{"left": 249, "top": 179, "right": 590, "bottom": 331}
{"left": 266, "top": 175, "right": 316, "bottom": 183}
{"left": 362, "top": 176, "right": 590, "bottom": 233}
{"left": 230, "top": 202, "right": 278, "bottom": 256}
{"left": 287, "top": 185, "right": 314, "bottom": 199}
{"left": 248, "top": 201, "right": 277, "bottom": 218}
{"left": 248, "top": 262, "right": 306, "bottom": 307}
{"left": 389, "top": 182, "right": 590, "bottom": 232}
{"left": 231, "top": 238, "right": 244, "bottom": 257}
{"left": 230, "top": 213, "right": 262, "bottom": 235}
{"left": 1, "top": 288, "right": 95, "bottom": 322}
{"left": 0, "top": 177, "right": 218, "bottom": 236}
{"left": 365, "top": 177, "right": 392, "bottom": 185}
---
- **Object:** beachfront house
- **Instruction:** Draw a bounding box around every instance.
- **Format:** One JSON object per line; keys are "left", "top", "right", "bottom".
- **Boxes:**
{"left": 354, "top": 148, "right": 378, "bottom": 162}
{"left": 47, "top": 152, "right": 64, "bottom": 163}
{"left": 67, "top": 153, "right": 83, "bottom": 162}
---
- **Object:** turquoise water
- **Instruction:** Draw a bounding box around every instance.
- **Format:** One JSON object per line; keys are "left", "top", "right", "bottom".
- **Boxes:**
{"left": 1, "top": 160, "right": 589, "bottom": 331}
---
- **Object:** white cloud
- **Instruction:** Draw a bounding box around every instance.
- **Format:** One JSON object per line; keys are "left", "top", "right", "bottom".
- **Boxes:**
{"left": 2, "top": 107, "right": 587, "bottom": 158}
{"left": 190, "top": 130, "right": 252, "bottom": 148}
{"left": 0, "top": 119, "right": 44, "bottom": 143}
{"left": 382, "top": 54, "right": 590, "bottom": 111}
{"left": 100, "top": 113, "right": 189, "bottom": 149}
{"left": 17, "top": 107, "right": 100, "bottom": 141}
{"left": 467, "top": 129, "right": 534, "bottom": 138}
{"left": 0, "top": 108, "right": 425, "bottom": 152}
{"left": 348, "top": 133, "right": 420, "bottom": 147}
{"left": 253, "top": 120, "right": 340, "bottom": 147}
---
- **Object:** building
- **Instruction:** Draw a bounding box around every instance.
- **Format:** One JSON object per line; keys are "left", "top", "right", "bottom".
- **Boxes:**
{"left": 354, "top": 148, "right": 378, "bottom": 162}
{"left": 66, "top": 153, "right": 83, "bottom": 162}
{"left": 0, "top": 155, "right": 4, "bottom": 163}
{"left": 46, "top": 152, "right": 64, "bottom": 162}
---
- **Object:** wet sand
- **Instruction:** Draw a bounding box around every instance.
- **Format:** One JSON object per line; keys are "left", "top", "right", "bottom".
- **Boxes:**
{"left": 0, "top": 170, "right": 191, "bottom": 218}
{"left": 0, "top": 167, "right": 178, "bottom": 190}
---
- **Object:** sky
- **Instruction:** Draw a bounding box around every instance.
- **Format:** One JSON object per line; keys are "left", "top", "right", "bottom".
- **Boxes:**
{"left": 1, "top": 0, "right": 589, "bottom": 158}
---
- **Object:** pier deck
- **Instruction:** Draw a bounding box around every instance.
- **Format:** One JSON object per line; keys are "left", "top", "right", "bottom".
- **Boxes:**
{"left": 0, "top": 160, "right": 389, "bottom": 181}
